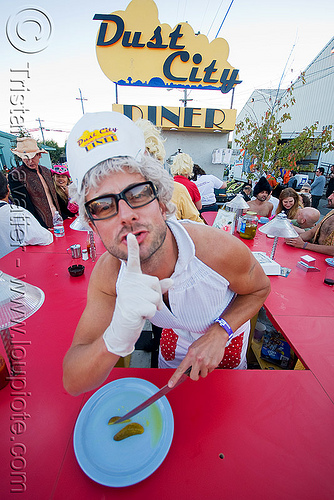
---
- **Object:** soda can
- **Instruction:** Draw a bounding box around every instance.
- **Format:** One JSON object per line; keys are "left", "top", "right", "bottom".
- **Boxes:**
{"left": 67, "top": 244, "right": 81, "bottom": 259}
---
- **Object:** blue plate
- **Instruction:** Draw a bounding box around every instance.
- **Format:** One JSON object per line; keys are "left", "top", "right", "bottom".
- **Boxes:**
{"left": 325, "top": 258, "right": 334, "bottom": 267}
{"left": 73, "top": 378, "right": 174, "bottom": 487}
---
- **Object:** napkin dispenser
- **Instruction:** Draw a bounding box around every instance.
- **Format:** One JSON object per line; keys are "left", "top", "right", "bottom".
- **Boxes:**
{"left": 252, "top": 252, "right": 281, "bottom": 276}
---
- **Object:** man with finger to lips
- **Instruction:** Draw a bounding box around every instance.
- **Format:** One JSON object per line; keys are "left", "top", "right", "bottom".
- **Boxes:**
{"left": 62, "top": 112, "right": 270, "bottom": 397}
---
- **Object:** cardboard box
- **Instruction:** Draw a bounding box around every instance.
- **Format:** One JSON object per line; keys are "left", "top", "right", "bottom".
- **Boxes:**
{"left": 261, "top": 332, "right": 291, "bottom": 368}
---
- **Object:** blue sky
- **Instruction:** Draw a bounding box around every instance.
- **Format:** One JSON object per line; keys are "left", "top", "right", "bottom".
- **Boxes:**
{"left": 1, "top": 0, "right": 333, "bottom": 146}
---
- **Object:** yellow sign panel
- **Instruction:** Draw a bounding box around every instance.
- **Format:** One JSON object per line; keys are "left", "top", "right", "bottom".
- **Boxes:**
{"left": 112, "top": 104, "right": 237, "bottom": 132}
{"left": 94, "top": 0, "right": 241, "bottom": 93}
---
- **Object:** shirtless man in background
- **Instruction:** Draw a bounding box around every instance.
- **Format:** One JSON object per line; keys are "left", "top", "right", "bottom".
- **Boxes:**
{"left": 247, "top": 176, "right": 273, "bottom": 218}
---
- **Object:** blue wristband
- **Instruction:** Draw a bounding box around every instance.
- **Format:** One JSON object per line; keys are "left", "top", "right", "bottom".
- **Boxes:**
{"left": 214, "top": 317, "right": 234, "bottom": 345}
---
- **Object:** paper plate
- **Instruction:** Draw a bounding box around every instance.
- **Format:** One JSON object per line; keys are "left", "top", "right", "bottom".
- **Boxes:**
{"left": 325, "top": 257, "right": 334, "bottom": 267}
{"left": 73, "top": 377, "right": 174, "bottom": 487}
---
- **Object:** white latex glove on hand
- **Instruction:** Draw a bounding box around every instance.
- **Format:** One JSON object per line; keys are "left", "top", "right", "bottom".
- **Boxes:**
{"left": 103, "top": 233, "right": 173, "bottom": 357}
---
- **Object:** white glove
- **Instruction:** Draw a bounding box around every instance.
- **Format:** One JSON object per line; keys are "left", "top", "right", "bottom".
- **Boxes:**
{"left": 103, "top": 233, "right": 173, "bottom": 357}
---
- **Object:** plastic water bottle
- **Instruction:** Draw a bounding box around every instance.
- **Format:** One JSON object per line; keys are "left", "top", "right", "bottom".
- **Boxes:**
{"left": 53, "top": 211, "right": 64, "bottom": 237}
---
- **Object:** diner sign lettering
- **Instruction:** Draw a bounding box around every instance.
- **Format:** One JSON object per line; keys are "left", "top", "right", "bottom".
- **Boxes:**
{"left": 94, "top": 0, "right": 242, "bottom": 93}
{"left": 112, "top": 104, "right": 237, "bottom": 133}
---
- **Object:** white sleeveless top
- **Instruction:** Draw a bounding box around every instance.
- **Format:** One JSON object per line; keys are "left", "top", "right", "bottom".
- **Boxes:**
{"left": 117, "top": 217, "right": 248, "bottom": 345}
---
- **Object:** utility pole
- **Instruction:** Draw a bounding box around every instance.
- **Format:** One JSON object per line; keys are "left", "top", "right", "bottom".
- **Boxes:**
{"left": 179, "top": 88, "right": 193, "bottom": 107}
{"left": 76, "top": 88, "right": 87, "bottom": 114}
{"left": 230, "top": 87, "right": 235, "bottom": 109}
{"left": 36, "top": 118, "right": 45, "bottom": 143}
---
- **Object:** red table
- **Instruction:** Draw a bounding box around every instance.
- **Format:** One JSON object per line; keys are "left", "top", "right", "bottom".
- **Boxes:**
{"left": 202, "top": 214, "right": 334, "bottom": 401}
{"left": 54, "top": 369, "right": 334, "bottom": 500}
{"left": 0, "top": 219, "right": 334, "bottom": 499}
{"left": 239, "top": 229, "right": 334, "bottom": 401}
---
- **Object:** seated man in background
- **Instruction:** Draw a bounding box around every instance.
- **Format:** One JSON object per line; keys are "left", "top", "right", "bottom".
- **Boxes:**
{"left": 285, "top": 193, "right": 334, "bottom": 255}
{"left": 290, "top": 207, "right": 320, "bottom": 234}
{"left": 9, "top": 137, "right": 60, "bottom": 229}
{"left": 62, "top": 111, "right": 270, "bottom": 396}
{"left": 247, "top": 177, "right": 273, "bottom": 217}
{"left": 0, "top": 171, "right": 53, "bottom": 258}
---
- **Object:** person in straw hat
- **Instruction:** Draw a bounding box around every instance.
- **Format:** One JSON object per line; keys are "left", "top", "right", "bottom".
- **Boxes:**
{"left": 8, "top": 137, "right": 60, "bottom": 229}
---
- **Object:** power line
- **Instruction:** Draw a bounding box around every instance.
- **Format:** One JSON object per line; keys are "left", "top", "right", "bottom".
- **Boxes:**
{"left": 206, "top": 0, "right": 224, "bottom": 38}
{"left": 199, "top": 0, "right": 212, "bottom": 34}
{"left": 215, "top": 0, "right": 235, "bottom": 38}
{"left": 182, "top": 0, "right": 188, "bottom": 21}
{"left": 292, "top": 65, "right": 334, "bottom": 87}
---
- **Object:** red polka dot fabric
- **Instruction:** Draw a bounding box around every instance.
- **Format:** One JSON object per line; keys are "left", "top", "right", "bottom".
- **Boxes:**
{"left": 160, "top": 328, "right": 179, "bottom": 361}
{"left": 217, "top": 332, "right": 244, "bottom": 369}
{"left": 160, "top": 328, "right": 244, "bottom": 369}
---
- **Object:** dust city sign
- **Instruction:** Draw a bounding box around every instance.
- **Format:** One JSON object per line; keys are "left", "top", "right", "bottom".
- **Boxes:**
{"left": 94, "top": 0, "right": 242, "bottom": 93}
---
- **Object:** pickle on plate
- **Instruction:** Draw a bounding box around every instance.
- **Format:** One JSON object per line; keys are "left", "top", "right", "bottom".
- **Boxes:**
{"left": 108, "top": 416, "right": 131, "bottom": 425}
{"left": 113, "top": 423, "right": 144, "bottom": 441}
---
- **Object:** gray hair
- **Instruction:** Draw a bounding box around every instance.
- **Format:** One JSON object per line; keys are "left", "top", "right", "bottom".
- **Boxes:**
{"left": 69, "top": 155, "right": 176, "bottom": 222}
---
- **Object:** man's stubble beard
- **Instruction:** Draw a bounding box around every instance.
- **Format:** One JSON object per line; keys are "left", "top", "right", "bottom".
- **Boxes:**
{"left": 101, "top": 221, "right": 168, "bottom": 264}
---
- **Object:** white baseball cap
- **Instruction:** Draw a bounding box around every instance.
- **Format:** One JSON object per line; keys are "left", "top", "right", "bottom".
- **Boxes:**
{"left": 66, "top": 111, "right": 145, "bottom": 193}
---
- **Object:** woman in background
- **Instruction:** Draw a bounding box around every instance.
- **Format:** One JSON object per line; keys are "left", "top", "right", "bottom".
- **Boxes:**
{"left": 275, "top": 187, "right": 302, "bottom": 219}
{"left": 51, "top": 165, "right": 78, "bottom": 219}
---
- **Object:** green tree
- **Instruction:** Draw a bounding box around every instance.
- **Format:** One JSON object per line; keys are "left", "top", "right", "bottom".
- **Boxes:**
{"left": 234, "top": 75, "right": 334, "bottom": 177}
{"left": 277, "top": 124, "right": 334, "bottom": 172}
{"left": 44, "top": 140, "right": 65, "bottom": 165}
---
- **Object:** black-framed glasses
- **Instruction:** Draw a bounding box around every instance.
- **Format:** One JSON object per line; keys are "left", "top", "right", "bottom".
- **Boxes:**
{"left": 85, "top": 181, "right": 158, "bottom": 221}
